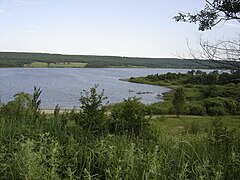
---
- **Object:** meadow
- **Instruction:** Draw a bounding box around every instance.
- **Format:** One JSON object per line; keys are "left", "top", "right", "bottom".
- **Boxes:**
{"left": 24, "top": 61, "right": 87, "bottom": 68}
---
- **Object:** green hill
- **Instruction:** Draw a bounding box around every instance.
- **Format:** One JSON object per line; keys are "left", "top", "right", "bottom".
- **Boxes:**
{"left": 0, "top": 52, "right": 236, "bottom": 69}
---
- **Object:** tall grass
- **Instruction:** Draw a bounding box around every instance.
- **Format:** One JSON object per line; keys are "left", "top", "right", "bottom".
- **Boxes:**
{"left": 0, "top": 120, "right": 239, "bottom": 179}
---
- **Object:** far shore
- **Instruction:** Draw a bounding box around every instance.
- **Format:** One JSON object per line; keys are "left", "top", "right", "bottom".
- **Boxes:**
{"left": 119, "top": 78, "right": 130, "bottom": 82}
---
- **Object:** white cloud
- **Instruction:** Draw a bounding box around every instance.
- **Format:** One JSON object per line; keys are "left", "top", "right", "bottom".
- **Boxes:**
{"left": 0, "top": 9, "right": 13, "bottom": 16}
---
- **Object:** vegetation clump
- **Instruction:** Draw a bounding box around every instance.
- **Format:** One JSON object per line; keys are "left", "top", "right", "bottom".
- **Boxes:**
{"left": 130, "top": 70, "right": 240, "bottom": 116}
{"left": 109, "top": 97, "right": 149, "bottom": 137}
{"left": 172, "top": 87, "right": 185, "bottom": 118}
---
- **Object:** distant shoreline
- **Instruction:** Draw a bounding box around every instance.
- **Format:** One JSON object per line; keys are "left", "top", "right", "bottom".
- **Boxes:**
{"left": 119, "top": 78, "right": 130, "bottom": 82}
{"left": 1, "top": 52, "right": 227, "bottom": 69}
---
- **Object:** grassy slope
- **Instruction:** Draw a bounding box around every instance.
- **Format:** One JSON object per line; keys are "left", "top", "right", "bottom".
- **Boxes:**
{"left": 150, "top": 115, "right": 240, "bottom": 134}
{"left": 24, "top": 61, "right": 87, "bottom": 68}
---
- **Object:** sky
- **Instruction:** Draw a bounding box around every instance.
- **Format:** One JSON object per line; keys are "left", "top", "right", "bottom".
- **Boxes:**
{"left": 0, "top": 0, "right": 239, "bottom": 58}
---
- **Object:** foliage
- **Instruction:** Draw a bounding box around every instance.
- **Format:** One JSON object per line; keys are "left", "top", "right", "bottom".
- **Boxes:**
{"left": 172, "top": 87, "right": 186, "bottom": 117}
{"left": 208, "top": 119, "right": 238, "bottom": 155}
{"left": 0, "top": 92, "right": 31, "bottom": 121}
{"left": 0, "top": 87, "right": 43, "bottom": 122}
{"left": 78, "top": 85, "right": 108, "bottom": 135}
{"left": 174, "top": 0, "right": 240, "bottom": 31}
{"left": 15, "top": 133, "right": 61, "bottom": 179}
{"left": 203, "top": 97, "right": 238, "bottom": 115}
{"left": 31, "top": 87, "right": 42, "bottom": 122}
{"left": 202, "top": 85, "right": 221, "bottom": 98}
{"left": 146, "top": 72, "right": 187, "bottom": 82}
{"left": 145, "top": 103, "right": 168, "bottom": 115}
{"left": 187, "top": 71, "right": 240, "bottom": 85}
{"left": 143, "top": 70, "right": 240, "bottom": 86}
{"left": 109, "top": 97, "right": 149, "bottom": 137}
{"left": 184, "top": 104, "right": 206, "bottom": 116}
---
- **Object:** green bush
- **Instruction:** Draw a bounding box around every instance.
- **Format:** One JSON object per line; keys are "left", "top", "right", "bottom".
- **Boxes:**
{"left": 184, "top": 104, "right": 206, "bottom": 115}
{"left": 203, "top": 97, "right": 238, "bottom": 115}
{"left": 208, "top": 106, "right": 226, "bottom": 116}
{"left": 172, "top": 87, "right": 185, "bottom": 117}
{"left": 202, "top": 85, "right": 221, "bottom": 98}
{"left": 224, "top": 98, "right": 238, "bottom": 114}
{"left": 78, "top": 85, "right": 108, "bottom": 135}
{"left": 110, "top": 97, "right": 149, "bottom": 137}
{"left": 145, "top": 104, "right": 166, "bottom": 115}
{"left": 0, "top": 87, "right": 43, "bottom": 123}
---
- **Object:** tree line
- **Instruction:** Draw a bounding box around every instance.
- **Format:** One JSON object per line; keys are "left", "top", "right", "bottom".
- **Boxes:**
{"left": 0, "top": 52, "right": 237, "bottom": 68}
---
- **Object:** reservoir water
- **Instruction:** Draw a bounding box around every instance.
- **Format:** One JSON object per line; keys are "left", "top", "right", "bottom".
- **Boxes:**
{"left": 0, "top": 68, "right": 191, "bottom": 109}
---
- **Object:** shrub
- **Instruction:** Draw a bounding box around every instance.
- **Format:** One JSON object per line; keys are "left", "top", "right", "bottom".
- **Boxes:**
{"left": 203, "top": 97, "right": 238, "bottom": 115}
{"left": 202, "top": 85, "right": 221, "bottom": 98}
{"left": 224, "top": 98, "right": 238, "bottom": 114}
{"left": 110, "top": 97, "right": 149, "bottom": 137}
{"left": 172, "top": 87, "right": 185, "bottom": 117}
{"left": 145, "top": 104, "right": 166, "bottom": 115}
{"left": 203, "top": 98, "right": 225, "bottom": 115}
{"left": 184, "top": 104, "right": 206, "bottom": 115}
{"left": 78, "top": 85, "right": 108, "bottom": 135}
{"left": 0, "top": 87, "right": 43, "bottom": 123}
{"left": 208, "top": 106, "right": 226, "bottom": 116}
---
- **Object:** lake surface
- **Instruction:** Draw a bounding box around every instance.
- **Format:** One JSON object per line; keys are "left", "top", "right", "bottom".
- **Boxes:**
{"left": 0, "top": 68, "right": 192, "bottom": 109}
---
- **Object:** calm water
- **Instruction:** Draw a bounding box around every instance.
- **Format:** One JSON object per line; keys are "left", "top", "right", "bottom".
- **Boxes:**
{"left": 0, "top": 68, "right": 191, "bottom": 109}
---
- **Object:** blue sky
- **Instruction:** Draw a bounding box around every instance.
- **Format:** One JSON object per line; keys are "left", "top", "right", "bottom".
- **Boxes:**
{"left": 0, "top": 0, "right": 239, "bottom": 58}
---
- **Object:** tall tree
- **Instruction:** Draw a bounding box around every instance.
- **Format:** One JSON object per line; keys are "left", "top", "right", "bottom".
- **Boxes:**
{"left": 172, "top": 87, "right": 185, "bottom": 118}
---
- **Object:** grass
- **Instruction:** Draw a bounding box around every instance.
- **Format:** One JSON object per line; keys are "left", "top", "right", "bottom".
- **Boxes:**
{"left": 150, "top": 115, "right": 240, "bottom": 134}
{"left": 24, "top": 61, "right": 87, "bottom": 68}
